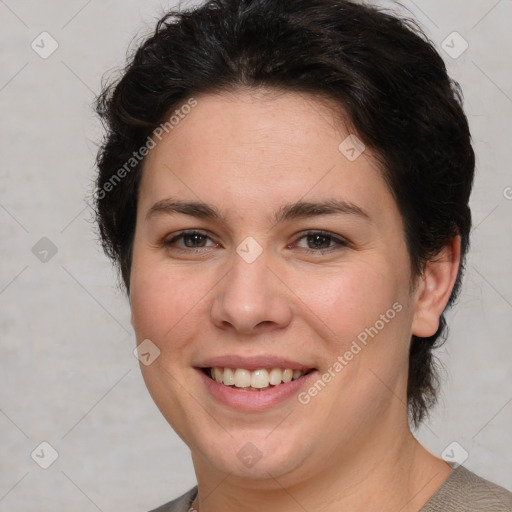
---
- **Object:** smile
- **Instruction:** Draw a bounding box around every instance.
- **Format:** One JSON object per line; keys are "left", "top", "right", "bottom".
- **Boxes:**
{"left": 204, "top": 367, "right": 314, "bottom": 391}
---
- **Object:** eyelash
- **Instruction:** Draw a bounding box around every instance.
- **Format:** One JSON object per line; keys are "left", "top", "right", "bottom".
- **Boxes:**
{"left": 163, "top": 230, "right": 349, "bottom": 254}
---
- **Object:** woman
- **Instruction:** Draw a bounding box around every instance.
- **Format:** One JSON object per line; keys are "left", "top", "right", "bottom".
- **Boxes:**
{"left": 94, "top": 0, "right": 512, "bottom": 510}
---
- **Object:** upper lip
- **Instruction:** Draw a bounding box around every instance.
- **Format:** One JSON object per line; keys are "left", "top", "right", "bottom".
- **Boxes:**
{"left": 196, "top": 355, "right": 315, "bottom": 371}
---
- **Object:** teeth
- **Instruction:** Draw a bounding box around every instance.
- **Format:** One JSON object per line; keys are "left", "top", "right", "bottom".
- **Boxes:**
{"left": 223, "top": 368, "right": 235, "bottom": 385}
{"left": 282, "top": 369, "right": 293, "bottom": 383}
{"left": 292, "top": 370, "right": 302, "bottom": 380}
{"left": 209, "top": 367, "right": 309, "bottom": 389}
{"left": 213, "top": 367, "right": 223, "bottom": 384}
{"left": 251, "top": 369, "right": 269, "bottom": 389}
{"left": 234, "top": 369, "right": 251, "bottom": 388}
{"left": 269, "top": 368, "right": 283, "bottom": 386}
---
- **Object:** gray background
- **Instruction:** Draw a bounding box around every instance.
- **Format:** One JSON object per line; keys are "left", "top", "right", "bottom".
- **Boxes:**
{"left": 0, "top": 0, "right": 511, "bottom": 510}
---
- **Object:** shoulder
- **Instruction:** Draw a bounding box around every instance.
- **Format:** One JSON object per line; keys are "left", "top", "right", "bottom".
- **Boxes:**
{"left": 422, "top": 465, "right": 512, "bottom": 512}
{"left": 147, "top": 486, "right": 198, "bottom": 512}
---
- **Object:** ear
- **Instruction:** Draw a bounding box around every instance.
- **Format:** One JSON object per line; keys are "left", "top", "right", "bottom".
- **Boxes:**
{"left": 411, "top": 236, "right": 461, "bottom": 338}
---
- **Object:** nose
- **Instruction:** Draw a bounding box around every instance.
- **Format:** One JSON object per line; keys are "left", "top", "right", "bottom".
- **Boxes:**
{"left": 210, "top": 249, "right": 293, "bottom": 335}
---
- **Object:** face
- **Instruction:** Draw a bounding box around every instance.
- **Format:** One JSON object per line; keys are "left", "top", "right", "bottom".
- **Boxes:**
{"left": 129, "top": 88, "right": 423, "bottom": 486}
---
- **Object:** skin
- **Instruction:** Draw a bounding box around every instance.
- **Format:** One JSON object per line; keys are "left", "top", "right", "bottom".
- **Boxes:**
{"left": 129, "top": 88, "right": 460, "bottom": 512}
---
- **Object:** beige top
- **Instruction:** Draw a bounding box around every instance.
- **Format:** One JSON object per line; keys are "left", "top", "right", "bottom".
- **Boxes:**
{"left": 148, "top": 465, "right": 512, "bottom": 512}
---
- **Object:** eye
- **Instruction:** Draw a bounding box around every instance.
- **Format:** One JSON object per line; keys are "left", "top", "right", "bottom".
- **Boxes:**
{"left": 163, "top": 230, "right": 219, "bottom": 250}
{"left": 161, "top": 229, "right": 348, "bottom": 254}
{"left": 292, "top": 230, "right": 349, "bottom": 253}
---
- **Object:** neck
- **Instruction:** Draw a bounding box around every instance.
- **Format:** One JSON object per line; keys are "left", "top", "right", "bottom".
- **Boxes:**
{"left": 190, "top": 418, "right": 451, "bottom": 512}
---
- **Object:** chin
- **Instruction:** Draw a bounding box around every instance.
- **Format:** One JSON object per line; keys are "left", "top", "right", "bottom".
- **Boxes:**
{"left": 189, "top": 426, "right": 313, "bottom": 484}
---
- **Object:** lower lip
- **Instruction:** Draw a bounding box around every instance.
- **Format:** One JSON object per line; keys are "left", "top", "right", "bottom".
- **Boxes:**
{"left": 195, "top": 368, "right": 318, "bottom": 412}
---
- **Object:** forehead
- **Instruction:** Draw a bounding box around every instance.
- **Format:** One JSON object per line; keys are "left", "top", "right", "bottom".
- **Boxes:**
{"left": 138, "top": 88, "right": 395, "bottom": 223}
{"left": 148, "top": 88, "right": 351, "bottom": 164}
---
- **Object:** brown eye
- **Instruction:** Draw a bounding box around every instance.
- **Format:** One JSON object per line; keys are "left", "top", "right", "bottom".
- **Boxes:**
{"left": 164, "top": 231, "right": 218, "bottom": 250}
{"left": 182, "top": 232, "right": 207, "bottom": 247}
{"left": 294, "top": 231, "right": 348, "bottom": 253}
{"left": 306, "top": 233, "right": 332, "bottom": 249}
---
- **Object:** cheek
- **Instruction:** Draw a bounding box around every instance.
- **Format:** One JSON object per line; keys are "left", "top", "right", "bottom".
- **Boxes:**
{"left": 295, "top": 265, "right": 412, "bottom": 422}
{"left": 291, "top": 261, "right": 404, "bottom": 343}
{"left": 129, "top": 261, "right": 213, "bottom": 349}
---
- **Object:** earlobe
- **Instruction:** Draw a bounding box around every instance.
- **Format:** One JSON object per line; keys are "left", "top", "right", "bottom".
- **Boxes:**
{"left": 411, "top": 236, "right": 461, "bottom": 338}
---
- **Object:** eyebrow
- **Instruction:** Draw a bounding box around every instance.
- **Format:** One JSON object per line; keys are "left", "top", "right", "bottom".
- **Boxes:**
{"left": 146, "top": 198, "right": 370, "bottom": 224}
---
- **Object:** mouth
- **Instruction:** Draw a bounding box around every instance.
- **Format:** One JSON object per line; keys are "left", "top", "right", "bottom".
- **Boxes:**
{"left": 200, "top": 367, "right": 316, "bottom": 391}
